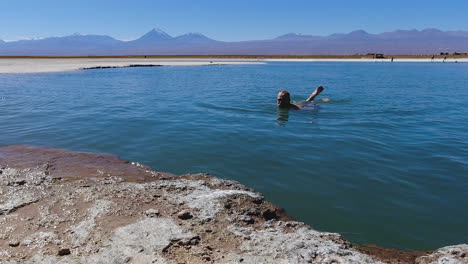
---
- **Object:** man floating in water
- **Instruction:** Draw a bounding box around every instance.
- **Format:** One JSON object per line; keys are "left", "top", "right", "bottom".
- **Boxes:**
{"left": 277, "top": 86, "right": 327, "bottom": 109}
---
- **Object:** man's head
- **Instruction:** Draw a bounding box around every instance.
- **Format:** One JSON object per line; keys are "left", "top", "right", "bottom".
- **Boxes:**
{"left": 277, "top": 90, "right": 291, "bottom": 107}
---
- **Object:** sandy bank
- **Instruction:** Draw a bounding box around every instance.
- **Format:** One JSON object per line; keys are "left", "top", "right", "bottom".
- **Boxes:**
{"left": 0, "top": 58, "right": 263, "bottom": 74}
{"left": 1, "top": 145, "right": 467, "bottom": 263}
{"left": 265, "top": 58, "right": 468, "bottom": 63}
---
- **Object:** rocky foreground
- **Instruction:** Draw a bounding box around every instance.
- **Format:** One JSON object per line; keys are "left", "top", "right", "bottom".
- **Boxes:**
{"left": 0, "top": 145, "right": 466, "bottom": 264}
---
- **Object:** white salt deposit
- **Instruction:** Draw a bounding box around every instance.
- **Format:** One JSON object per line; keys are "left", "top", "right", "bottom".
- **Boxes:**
{"left": 0, "top": 58, "right": 264, "bottom": 74}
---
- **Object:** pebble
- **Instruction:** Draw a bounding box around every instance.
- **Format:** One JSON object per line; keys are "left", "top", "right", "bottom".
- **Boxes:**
{"left": 145, "top": 209, "right": 160, "bottom": 217}
{"left": 238, "top": 215, "right": 254, "bottom": 224}
{"left": 8, "top": 241, "right": 20, "bottom": 247}
{"left": 189, "top": 236, "right": 200, "bottom": 245}
{"left": 177, "top": 210, "right": 193, "bottom": 220}
{"left": 58, "top": 248, "right": 71, "bottom": 256}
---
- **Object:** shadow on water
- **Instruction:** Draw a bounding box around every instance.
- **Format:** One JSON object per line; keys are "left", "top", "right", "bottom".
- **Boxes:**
{"left": 195, "top": 97, "right": 350, "bottom": 127}
{"left": 276, "top": 108, "right": 290, "bottom": 126}
{"left": 276, "top": 101, "right": 328, "bottom": 126}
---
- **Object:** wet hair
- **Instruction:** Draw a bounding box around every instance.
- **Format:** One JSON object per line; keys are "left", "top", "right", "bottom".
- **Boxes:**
{"left": 277, "top": 91, "right": 291, "bottom": 101}
{"left": 278, "top": 90, "right": 290, "bottom": 97}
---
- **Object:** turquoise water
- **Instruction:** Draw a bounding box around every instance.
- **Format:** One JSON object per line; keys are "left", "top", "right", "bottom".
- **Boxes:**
{"left": 1, "top": 62, "right": 467, "bottom": 250}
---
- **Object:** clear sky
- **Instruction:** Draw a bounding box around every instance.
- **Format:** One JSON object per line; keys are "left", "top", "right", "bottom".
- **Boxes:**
{"left": 1, "top": 0, "right": 468, "bottom": 41}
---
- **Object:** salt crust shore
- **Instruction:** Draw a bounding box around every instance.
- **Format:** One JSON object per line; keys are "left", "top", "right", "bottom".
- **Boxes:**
{"left": 0, "top": 58, "right": 264, "bottom": 74}
{"left": 266, "top": 58, "right": 468, "bottom": 63}
{"left": 1, "top": 57, "right": 467, "bottom": 74}
{"left": 0, "top": 145, "right": 467, "bottom": 264}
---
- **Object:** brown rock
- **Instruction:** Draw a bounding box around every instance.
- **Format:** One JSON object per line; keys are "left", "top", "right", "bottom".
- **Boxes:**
{"left": 58, "top": 248, "right": 71, "bottom": 256}
{"left": 8, "top": 241, "right": 20, "bottom": 247}
{"left": 177, "top": 210, "right": 193, "bottom": 220}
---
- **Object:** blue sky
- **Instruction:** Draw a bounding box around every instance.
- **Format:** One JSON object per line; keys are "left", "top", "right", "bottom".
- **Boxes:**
{"left": 1, "top": 0, "right": 468, "bottom": 41}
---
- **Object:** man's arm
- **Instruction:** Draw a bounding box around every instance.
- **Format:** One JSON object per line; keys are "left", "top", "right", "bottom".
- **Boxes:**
{"left": 306, "top": 86, "right": 324, "bottom": 102}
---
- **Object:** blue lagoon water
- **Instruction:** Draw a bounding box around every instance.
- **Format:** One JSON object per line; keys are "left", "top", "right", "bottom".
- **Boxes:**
{"left": 1, "top": 62, "right": 467, "bottom": 250}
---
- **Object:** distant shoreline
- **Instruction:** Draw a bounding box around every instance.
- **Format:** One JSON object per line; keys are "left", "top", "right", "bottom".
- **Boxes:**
{"left": 0, "top": 58, "right": 264, "bottom": 74}
{"left": 1, "top": 54, "right": 468, "bottom": 59}
{"left": 1, "top": 56, "right": 466, "bottom": 74}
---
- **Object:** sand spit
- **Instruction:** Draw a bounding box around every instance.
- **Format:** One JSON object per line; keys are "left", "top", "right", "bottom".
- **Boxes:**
{"left": 1, "top": 145, "right": 467, "bottom": 263}
{"left": 0, "top": 58, "right": 263, "bottom": 74}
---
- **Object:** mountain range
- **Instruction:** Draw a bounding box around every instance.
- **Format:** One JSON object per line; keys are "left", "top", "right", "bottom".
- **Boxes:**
{"left": 1, "top": 28, "right": 467, "bottom": 55}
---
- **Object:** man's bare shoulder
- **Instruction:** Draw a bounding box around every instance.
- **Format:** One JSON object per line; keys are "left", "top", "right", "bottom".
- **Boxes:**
{"left": 289, "top": 104, "right": 301, "bottom": 110}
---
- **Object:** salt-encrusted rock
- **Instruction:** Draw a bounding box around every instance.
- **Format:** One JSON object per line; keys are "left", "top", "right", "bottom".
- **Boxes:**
{"left": 416, "top": 244, "right": 468, "bottom": 264}
{"left": 145, "top": 209, "right": 160, "bottom": 217}
{"left": 0, "top": 145, "right": 464, "bottom": 264}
